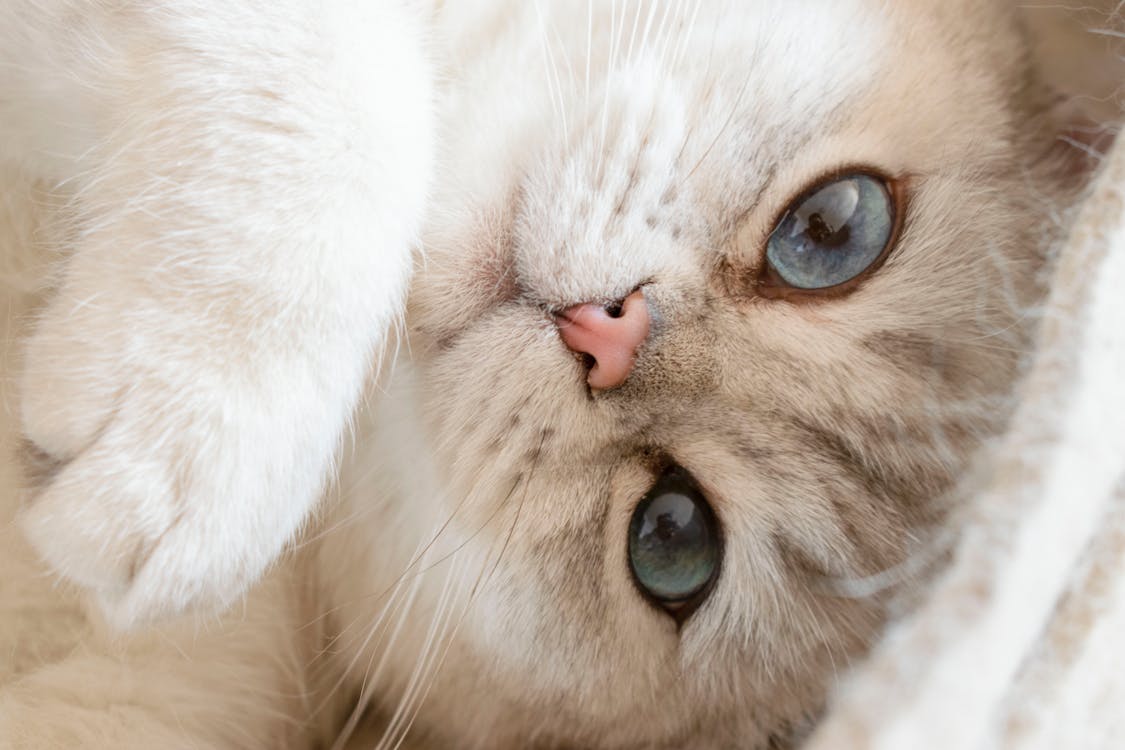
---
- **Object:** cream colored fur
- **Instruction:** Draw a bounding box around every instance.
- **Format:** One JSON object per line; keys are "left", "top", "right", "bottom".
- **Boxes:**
{"left": 3, "top": 0, "right": 433, "bottom": 627}
{"left": 0, "top": 1, "right": 1114, "bottom": 748}
{"left": 810, "top": 6, "right": 1125, "bottom": 745}
{"left": 810, "top": 117, "right": 1125, "bottom": 750}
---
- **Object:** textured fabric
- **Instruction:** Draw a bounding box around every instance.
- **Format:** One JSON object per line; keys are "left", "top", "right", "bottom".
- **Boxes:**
{"left": 809, "top": 132, "right": 1125, "bottom": 750}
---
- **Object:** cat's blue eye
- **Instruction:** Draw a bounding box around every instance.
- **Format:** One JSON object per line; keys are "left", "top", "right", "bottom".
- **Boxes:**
{"left": 628, "top": 466, "right": 721, "bottom": 619}
{"left": 765, "top": 173, "right": 896, "bottom": 291}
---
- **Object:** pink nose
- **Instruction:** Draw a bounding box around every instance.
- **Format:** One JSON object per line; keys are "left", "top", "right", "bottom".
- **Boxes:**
{"left": 556, "top": 289, "right": 650, "bottom": 390}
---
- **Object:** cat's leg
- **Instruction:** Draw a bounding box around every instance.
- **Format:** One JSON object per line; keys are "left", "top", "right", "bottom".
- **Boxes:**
{"left": 0, "top": 561, "right": 327, "bottom": 750}
{"left": 0, "top": 0, "right": 433, "bottom": 628}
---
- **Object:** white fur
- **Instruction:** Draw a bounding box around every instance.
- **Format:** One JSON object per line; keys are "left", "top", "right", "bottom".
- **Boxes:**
{"left": 0, "top": 1, "right": 1111, "bottom": 747}
{"left": 3, "top": 0, "right": 433, "bottom": 627}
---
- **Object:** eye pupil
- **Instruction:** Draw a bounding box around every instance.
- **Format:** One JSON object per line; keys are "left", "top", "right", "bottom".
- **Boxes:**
{"left": 806, "top": 212, "right": 849, "bottom": 247}
{"left": 654, "top": 513, "right": 679, "bottom": 541}
{"left": 628, "top": 466, "right": 721, "bottom": 617}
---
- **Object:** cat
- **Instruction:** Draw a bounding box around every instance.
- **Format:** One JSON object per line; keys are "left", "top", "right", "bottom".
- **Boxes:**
{"left": 0, "top": 0, "right": 1098, "bottom": 747}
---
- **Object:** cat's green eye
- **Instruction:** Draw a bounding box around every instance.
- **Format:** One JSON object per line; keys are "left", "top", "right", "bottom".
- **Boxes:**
{"left": 763, "top": 173, "right": 899, "bottom": 294}
{"left": 628, "top": 466, "right": 721, "bottom": 621}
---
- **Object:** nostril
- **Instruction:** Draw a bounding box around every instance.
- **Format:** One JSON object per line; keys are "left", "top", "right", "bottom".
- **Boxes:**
{"left": 555, "top": 288, "right": 651, "bottom": 391}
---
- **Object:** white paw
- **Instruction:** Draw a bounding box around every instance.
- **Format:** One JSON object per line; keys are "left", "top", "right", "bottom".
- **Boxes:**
{"left": 7, "top": 0, "right": 431, "bottom": 631}
{"left": 17, "top": 260, "right": 366, "bottom": 630}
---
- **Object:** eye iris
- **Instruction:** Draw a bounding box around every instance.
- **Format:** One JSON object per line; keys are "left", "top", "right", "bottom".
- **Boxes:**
{"left": 766, "top": 174, "right": 894, "bottom": 290}
{"left": 628, "top": 468, "right": 720, "bottom": 607}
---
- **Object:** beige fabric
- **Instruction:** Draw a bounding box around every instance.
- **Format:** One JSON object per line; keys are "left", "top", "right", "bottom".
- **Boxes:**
{"left": 809, "top": 122, "right": 1125, "bottom": 750}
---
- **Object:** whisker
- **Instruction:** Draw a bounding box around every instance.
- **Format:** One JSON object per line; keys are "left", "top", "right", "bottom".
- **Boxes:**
{"left": 533, "top": 0, "right": 570, "bottom": 144}
{"left": 298, "top": 473, "right": 520, "bottom": 635}
{"left": 819, "top": 526, "right": 959, "bottom": 600}
{"left": 624, "top": 0, "right": 643, "bottom": 63}
{"left": 320, "top": 536, "right": 429, "bottom": 746}
{"left": 585, "top": 0, "right": 593, "bottom": 107}
{"left": 388, "top": 432, "right": 543, "bottom": 748}
{"left": 376, "top": 550, "right": 462, "bottom": 750}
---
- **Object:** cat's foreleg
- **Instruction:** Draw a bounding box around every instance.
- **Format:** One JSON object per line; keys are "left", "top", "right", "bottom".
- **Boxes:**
{"left": 0, "top": 567, "right": 325, "bottom": 749}
{"left": 3, "top": 0, "right": 433, "bottom": 628}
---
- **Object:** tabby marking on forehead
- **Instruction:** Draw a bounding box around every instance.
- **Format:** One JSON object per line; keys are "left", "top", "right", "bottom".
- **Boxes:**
{"left": 510, "top": 1, "right": 890, "bottom": 314}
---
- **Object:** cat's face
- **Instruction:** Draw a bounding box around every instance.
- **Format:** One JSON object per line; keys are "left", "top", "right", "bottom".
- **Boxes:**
{"left": 345, "top": 1, "right": 1068, "bottom": 746}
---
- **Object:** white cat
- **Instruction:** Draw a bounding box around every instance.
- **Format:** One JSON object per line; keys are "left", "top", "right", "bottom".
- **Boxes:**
{"left": 0, "top": 1, "right": 1104, "bottom": 747}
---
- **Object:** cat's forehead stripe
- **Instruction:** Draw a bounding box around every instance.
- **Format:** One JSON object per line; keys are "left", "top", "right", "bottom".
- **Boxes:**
{"left": 513, "top": 1, "right": 892, "bottom": 310}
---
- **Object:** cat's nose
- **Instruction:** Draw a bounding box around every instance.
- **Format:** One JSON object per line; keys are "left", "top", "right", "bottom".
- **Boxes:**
{"left": 555, "top": 289, "right": 650, "bottom": 390}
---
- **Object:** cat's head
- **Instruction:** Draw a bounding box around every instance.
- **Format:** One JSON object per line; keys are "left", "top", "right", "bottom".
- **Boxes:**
{"left": 356, "top": 1, "right": 1083, "bottom": 746}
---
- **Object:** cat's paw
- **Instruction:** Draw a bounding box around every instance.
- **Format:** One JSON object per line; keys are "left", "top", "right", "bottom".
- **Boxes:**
{"left": 16, "top": 264, "right": 373, "bottom": 629}
{"left": 8, "top": 0, "right": 431, "bottom": 630}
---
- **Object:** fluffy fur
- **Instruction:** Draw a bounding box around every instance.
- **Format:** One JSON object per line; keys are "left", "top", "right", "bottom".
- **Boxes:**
{"left": 810, "top": 115, "right": 1125, "bottom": 750}
{"left": 0, "top": 1, "right": 1104, "bottom": 747}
